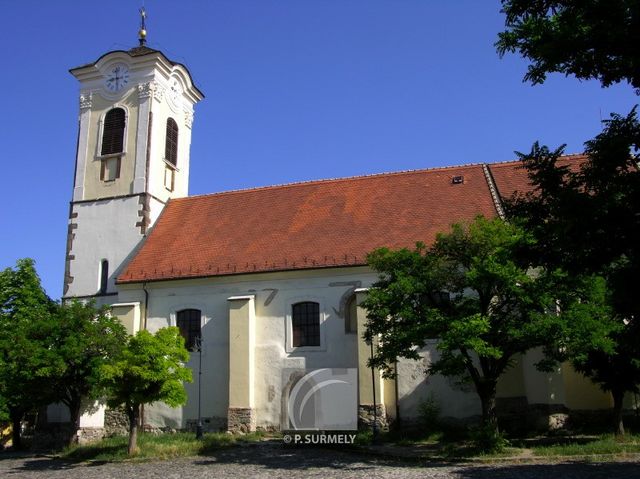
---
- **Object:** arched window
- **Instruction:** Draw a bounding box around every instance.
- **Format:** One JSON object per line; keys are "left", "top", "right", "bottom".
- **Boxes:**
{"left": 101, "top": 108, "right": 126, "bottom": 155}
{"left": 165, "top": 118, "right": 179, "bottom": 166}
{"left": 345, "top": 294, "right": 357, "bottom": 334}
{"left": 292, "top": 302, "right": 320, "bottom": 347}
{"left": 99, "top": 259, "right": 109, "bottom": 295}
{"left": 176, "top": 309, "right": 201, "bottom": 352}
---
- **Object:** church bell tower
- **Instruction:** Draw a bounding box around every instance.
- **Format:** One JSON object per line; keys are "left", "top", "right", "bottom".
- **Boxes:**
{"left": 63, "top": 11, "right": 204, "bottom": 300}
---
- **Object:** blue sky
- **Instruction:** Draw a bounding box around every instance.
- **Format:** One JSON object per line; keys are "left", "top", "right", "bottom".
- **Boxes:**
{"left": 0, "top": 1, "right": 637, "bottom": 299}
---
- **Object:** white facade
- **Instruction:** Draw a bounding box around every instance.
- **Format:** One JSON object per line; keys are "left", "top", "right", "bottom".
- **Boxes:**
{"left": 63, "top": 45, "right": 616, "bottom": 436}
{"left": 64, "top": 47, "right": 202, "bottom": 299}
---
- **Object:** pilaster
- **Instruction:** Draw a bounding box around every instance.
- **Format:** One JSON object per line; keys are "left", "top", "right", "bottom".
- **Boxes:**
{"left": 133, "top": 82, "right": 154, "bottom": 194}
{"left": 355, "top": 289, "right": 388, "bottom": 429}
{"left": 72, "top": 91, "right": 93, "bottom": 201}
{"left": 227, "top": 295, "right": 256, "bottom": 433}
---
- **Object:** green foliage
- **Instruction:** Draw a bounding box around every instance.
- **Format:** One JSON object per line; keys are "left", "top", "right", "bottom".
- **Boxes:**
{"left": 496, "top": 0, "right": 640, "bottom": 90}
{"left": 0, "top": 259, "right": 56, "bottom": 447}
{"left": 362, "top": 217, "right": 569, "bottom": 435}
{"left": 532, "top": 434, "right": 640, "bottom": 456}
{"left": 100, "top": 327, "right": 192, "bottom": 453}
{"left": 43, "top": 301, "right": 128, "bottom": 430}
{"left": 417, "top": 393, "right": 441, "bottom": 433}
{"left": 468, "top": 423, "right": 510, "bottom": 453}
{"left": 62, "top": 431, "right": 263, "bottom": 462}
{"left": 0, "top": 259, "right": 129, "bottom": 445}
{"left": 506, "top": 109, "right": 640, "bottom": 434}
{"left": 101, "top": 327, "right": 192, "bottom": 411}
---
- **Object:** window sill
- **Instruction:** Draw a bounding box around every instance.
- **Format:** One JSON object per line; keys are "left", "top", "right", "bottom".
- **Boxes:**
{"left": 97, "top": 152, "right": 125, "bottom": 160}
{"left": 286, "top": 344, "right": 326, "bottom": 354}
{"left": 163, "top": 159, "right": 180, "bottom": 171}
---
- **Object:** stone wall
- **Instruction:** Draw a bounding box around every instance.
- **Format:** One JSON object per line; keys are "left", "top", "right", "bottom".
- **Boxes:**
{"left": 185, "top": 417, "right": 227, "bottom": 433}
{"left": 227, "top": 407, "right": 256, "bottom": 433}
{"left": 358, "top": 404, "right": 388, "bottom": 431}
{"left": 104, "top": 408, "right": 129, "bottom": 437}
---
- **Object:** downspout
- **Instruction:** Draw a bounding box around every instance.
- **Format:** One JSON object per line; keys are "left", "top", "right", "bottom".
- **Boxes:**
{"left": 140, "top": 282, "right": 149, "bottom": 428}
{"left": 142, "top": 282, "right": 149, "bottom": 330}
{"left": 394, "top": 361, "right": 401, "bottom": 428}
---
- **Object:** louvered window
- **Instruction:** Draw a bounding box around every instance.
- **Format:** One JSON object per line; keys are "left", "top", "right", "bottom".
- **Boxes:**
{"left": 101, "top": 108, "right": 126, "bottom": 155}
{"left": 165, "top": 118, "right": 179, "bottom": 166}
{"left": 292, "top": 302, "right": 321, "bottom": 347}
{"left": 177, "top": 309, "right": 201, "bottom": 352}
{"left": 99, "top": 260, "right": 109, "bottom": 295}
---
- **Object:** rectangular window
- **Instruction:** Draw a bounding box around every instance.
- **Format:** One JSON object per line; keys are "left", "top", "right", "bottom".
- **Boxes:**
{"left": 101, "top": 156, "right": 121, "bottom": 182}
{"left": 292, "top": 302, "right": 320, "bottom": 347}
{"left": 176, "top": 309, "right": 201, "bottom": 352}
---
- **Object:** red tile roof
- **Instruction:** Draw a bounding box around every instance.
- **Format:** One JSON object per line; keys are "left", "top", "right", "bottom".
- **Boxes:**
{"left": 117, "top": 157, "right": 584, "bottom": 284}
{"left": 488, "top": 154, "right": 586, "bottom": 202}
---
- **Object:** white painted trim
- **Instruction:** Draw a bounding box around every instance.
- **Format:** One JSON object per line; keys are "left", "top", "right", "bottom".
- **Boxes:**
{"left": 354, "top": 287, "right": 370, "bottom": 293}
{"left": 133, "top": 93, "right": 152, "bottom": 194}
{"left": 228, "top": 295, "right": 256, "bottom": 301}
{"left": 73, "top": 105, "right": 92, "bottom": 201}
{"left": 110, "top": 302, "right": 140, "bottom": 308}
{"left": 284, "top": 295, "right": 327, "bottom": 353}
{"left": 97, "top": 258, "right": 108, "bottom": 293}
{"left": 95, "top": 105, "right": 130, "bottom": 160}
{"left": 168, "top": 303, "right": 209, "bottom": 329}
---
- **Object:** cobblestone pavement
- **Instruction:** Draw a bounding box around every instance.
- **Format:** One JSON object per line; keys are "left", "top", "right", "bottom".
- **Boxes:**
{"left": 1, "top": 443, "right": 639, "bottom": 479}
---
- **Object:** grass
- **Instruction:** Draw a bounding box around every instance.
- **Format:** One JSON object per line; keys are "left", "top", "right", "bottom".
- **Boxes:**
{"left": 62, "top": 431, "right": 267, "bottom": 462}
{"left": 531, "top": 434, "right": 640, "bottom": 456}
{"left": 354, "top": 427, "right": 640, "bottom": 460}
{"left": 61, "top": 429, "right": 640, "bottom": 463}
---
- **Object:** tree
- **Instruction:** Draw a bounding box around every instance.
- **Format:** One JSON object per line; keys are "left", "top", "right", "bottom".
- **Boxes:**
{"left": 362, "top": 217, "right": 568, "bottom": 447}
{"left": 100, "top": 327, "right": 192, "bottom": 455}
{"left": 496, "top": 0, "right": 640, "bottom": 91}
{"left": 0, "top": 259, "right": 56, "bottom": 449}
{"left": 506, "top": 109, "right": 640, "bottom": 434}
{"left": 42, "top": 301, "right": 128, "bottom": 445}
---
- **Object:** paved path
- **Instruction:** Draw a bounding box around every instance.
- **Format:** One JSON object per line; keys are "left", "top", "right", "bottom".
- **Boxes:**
{"left": 1, "top": 443, "right": 639, "bottom": 478}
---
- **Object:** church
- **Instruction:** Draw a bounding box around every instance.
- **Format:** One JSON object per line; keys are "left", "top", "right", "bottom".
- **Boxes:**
{"left": 57, "top": 23, "right": 618, "bottom": 440}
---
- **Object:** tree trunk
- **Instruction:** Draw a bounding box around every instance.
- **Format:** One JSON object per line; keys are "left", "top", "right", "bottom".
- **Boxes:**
{"left": 127, "top": 406, "right": 140, "bottom": 455}
{"left": 9, "top": 409, "right": 23, "bottom": 450}
{"left": 478, "top": 382, "right": 498, "bottom": 431}
{"left": 67, "top": 396, "right": 83, "bottom": 446}
{"left": 611, "top": 388, "right": 625, "bottom": 436}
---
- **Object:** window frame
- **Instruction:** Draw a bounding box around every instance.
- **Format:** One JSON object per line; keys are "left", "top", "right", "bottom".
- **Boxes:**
{"left": 175, "top": 308, "right": 203, "bottom": 353}
{"left": 96, "top": 106, "right": 129, "bottom": 183}
{"left": 285, "top": 297, "right": 326, "bottom": 353}
{"left": 164, "top": 117, "right": 179, "bottom": 167}
{"left": 344, "top": 294, "right": 358, "bottom": 334}
{"left": 98, "top": 259, "right": 109, "bottom": 295}
{"left": 99, "top": 107, "right": 127, "bottom": 157}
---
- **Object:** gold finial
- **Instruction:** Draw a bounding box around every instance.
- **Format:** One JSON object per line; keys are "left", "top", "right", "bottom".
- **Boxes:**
{"left": 138, "top": 7, "right": 147, "bottom": 46}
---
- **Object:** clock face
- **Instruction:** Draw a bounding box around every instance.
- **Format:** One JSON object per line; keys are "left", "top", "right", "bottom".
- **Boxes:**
{"left": 169, "top": 78, "right": 183, "bottom": 105}
{"left": 105, "top": 64, "right": 130, "bottom": 92}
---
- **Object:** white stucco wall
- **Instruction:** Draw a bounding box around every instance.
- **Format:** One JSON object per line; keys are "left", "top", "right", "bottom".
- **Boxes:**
{"left": 118, "top": 267, "right": 367, "bottom": 430}
{"left": 66, "top": 197, "right": 146, "bottom": 298}
{"left": 116, "top": 266, "right": 512, "bottom": 430}
{"left": 395, "top": 344, "right": 481, "bottom": 421}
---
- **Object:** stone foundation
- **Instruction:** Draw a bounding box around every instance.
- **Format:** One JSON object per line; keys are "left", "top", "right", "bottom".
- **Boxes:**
{"left": 32, "top": 423, "right": 76, "bottom": 450}
{"left": 185, "top": 417, "right": 227, "bottom": 433}
{"left": 77, "top": 427, "right": 105, "bottom": 444}
{"left": 358, "top": 404, "right": 388, "bottom": 431}
{"left": 227, "top": 407, "right": 256, "bottom": 433}
{"left": 104, "top": 407, "right": 129, "bottom": 437}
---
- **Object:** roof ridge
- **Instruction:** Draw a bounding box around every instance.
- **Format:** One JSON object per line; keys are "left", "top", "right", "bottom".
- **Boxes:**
{"left": 181, "top": 153, "right": 586, "bottom": 201}
{"left": 487, "top": 152, "right": 586, "bottom": 168}
{"left": 180, "top": 161, "right": 498, "bottom": 201}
